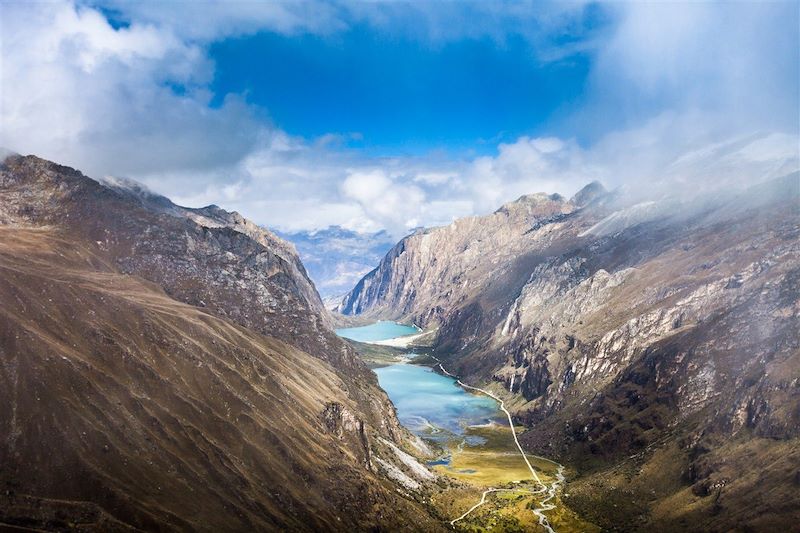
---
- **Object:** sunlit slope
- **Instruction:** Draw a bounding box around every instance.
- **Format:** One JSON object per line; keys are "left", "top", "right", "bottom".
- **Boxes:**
{"left": 0, "top": 235, "right": 442, "bottom": 527}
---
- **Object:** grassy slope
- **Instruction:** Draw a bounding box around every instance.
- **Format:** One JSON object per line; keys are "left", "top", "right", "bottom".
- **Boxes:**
{"left": 0, "top": 227, "right": 441, "bottom": 532}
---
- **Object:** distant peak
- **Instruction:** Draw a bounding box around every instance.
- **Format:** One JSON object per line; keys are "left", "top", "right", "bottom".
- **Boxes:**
{"left": 495, "top": 192, "right": 566, "bottom": 216}
{"left": 515, "top": 192, "right": 563, "bottom": 204}
{"left": 570, "top": 181, "right": 606, "bottom": 207}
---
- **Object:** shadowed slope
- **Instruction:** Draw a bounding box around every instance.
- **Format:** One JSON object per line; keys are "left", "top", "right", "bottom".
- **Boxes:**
{"left": 0, "top": 154, "right": 445, "bottom": 531}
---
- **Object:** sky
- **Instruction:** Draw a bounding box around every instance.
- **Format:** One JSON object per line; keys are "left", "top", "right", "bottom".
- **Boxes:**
{"left": 1, "top": 1, "right": 798, "bottom": 237}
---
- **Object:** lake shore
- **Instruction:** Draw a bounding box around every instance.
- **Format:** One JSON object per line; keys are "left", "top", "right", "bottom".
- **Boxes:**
{"left": 367, "top": 327, "right": 436, "bottom": 348}
{"left": 336, "top": 320, "right": 596, "bottom": 532}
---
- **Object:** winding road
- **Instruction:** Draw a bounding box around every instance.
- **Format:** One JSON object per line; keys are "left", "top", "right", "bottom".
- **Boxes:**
{"left": 431, "top": 356, "right": 564, "bottom": 532}
{"left": 450, "top": 487, "right": 546, "bottom": 525}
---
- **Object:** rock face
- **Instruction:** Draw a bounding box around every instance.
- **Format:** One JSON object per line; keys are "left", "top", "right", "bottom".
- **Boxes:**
{"left": 0, "top": 155, "right": 443, "bottom": 532}
{"left": 340, "top": 175, "right": 800, "bottom": 531}
{"left": 337, "top": 192, "right": 576, "bottom": 321}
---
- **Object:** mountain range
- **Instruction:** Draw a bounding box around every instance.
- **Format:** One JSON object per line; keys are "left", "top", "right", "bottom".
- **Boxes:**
{"left": 2, "top": 151, "right": 797, "bottom": 532}
{"left": 275, "top": 226, "right": 396, "bottom": 301}
{"left": 0, "top": 154, "right": 444, "bottom": 531}
{"left": 338, "top": 175, "right": 800, "bottom": 531}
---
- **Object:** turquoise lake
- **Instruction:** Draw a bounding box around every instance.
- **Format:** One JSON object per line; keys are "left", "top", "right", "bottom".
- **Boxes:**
{"left": 335, "top": 320, "right": 419, "bottom": 342}
{"left": 373, "top": 364, "right": 499, "bottom": 436}
{"left": 335, "top": 321, "right": 500, "bottom": 437}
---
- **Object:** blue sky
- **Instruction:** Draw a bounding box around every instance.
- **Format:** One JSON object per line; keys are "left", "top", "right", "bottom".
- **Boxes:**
{"left": 208, "top": 25, "right": 593, "bottom": 155}
{"left": 2, "top": 1, "right": 798, "bottom": 236}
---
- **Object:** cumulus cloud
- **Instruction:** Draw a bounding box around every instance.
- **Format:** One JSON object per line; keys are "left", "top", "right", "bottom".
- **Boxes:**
{"left": 464, "top": 137, "right": 589, "bottom": 212}
{"left": 1, "top": 0, "right": 263, "bottom": 179}
{"left": 342, "top": 170, "right": 427, "bottom": 231}
{"left": 1, "top": 1, "right": 796, "bottom": 240}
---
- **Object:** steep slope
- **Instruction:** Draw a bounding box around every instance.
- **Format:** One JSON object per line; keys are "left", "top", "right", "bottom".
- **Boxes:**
{"left": 337, "top": 191, "right": 579, "bottom": 322}
{"left": 1, "top": 155, "right": 387, "bottom": 394}
{"left": 340, "top": 175, "right": 800, "bottom": 531}
{"left": 3, "top": 158, "right": 328, "bottom": 356}
{"left": 0, "top": 155, "right": 444, "bottom": 531}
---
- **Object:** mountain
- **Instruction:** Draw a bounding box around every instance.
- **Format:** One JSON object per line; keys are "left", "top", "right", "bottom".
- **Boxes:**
{"left": 338, "top": 175, "right": 800, "bottom": 531}
{"left": 276, "top": 226, "right": 397, "bottom": 299}
{"left": 0, "top": 155, "right": 443, "bottom": 531}
{"left": 336, "top": 191, "right": 576, "bottom": 319}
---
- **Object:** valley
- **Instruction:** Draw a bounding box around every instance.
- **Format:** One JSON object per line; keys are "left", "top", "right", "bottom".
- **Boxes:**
{"left": 334, "top": 175, "right": 800, "bottom": 532}
{"left": 337, "top": 322, "right": 599, "bottom": 532}
{"left": 5, "top": 3, "right": 798, "bottom": 531}
{"left": 0, "top": 153, "right": 796, "bottom": 532}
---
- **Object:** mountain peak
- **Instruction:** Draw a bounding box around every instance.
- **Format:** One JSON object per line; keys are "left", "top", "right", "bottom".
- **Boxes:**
{"left": 514, "top": 192, "right": 565, "bottom": 204}
{"left": 570, "top": 180, "right": 607, "bottom": 207}
{"left": 495, "top": 192, "right": 566, "bottom": 217}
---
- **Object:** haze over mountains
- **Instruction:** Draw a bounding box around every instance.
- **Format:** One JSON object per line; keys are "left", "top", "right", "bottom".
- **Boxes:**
{"left": 276, "top": 226, "right": 396, "bottom": 300}
{"left": 1, "top": 149, "right": 798, "bottom": 532}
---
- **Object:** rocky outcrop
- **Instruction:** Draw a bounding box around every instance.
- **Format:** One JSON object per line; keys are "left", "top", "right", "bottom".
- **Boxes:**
{"left": 0, "top": 155, "right": 444, "bottom": 531}
{"left": 340, "top": 174, "right": 800, "bottom": 531}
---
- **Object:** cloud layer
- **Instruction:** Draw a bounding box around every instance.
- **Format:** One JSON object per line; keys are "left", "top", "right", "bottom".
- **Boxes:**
{"left": 1, "top": 1, "right": 797, "bottom": 238}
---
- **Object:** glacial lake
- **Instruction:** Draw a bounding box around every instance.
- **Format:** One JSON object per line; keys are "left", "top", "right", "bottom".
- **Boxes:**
{"left": 336, "top": 322, "right": 565, "bottom": 511}
{"left": 335, "top": 320, "right": 419, "bottom": 342}
{"left": 335, "top": 321, "right": 500, "bottom": 437}
{"left": 374, "top": 364, "right": 499, "bottom": 436}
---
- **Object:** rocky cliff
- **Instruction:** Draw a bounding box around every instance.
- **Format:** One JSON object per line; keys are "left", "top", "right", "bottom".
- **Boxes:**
{"left": 337, "top": 191, "right": 579, "bottom": 322}
{"left": 0, "top": 155, "right": 443, "bottom": 532}
{"left": 340, "top": 175, "right": 800, "bottom": 531}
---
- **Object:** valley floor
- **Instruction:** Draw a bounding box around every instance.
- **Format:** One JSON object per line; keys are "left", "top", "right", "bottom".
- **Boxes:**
{"left": 432, "top": 358, "right": 599, "bottom": 533}
{"left": 431, "top": 424, "right": 599, "bottom": 532}
{"left": 346, "top": 327, "right": 600, "bottom": 532}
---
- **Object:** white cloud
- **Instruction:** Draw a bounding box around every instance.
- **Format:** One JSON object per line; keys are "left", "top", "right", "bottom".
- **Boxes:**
{"left": 1, "top": 1, "right": 796, "bottom": 241}
{"left": 1, "top": 0, "right": 262, "bottom": 179}
{"left": 460, "top": 136, "right": 592, "bottom": 213}
{"left": 413, "top": 172, "right": 456, "bottom": 186}
{"left": 341, "top": 170, "right": 427, "bottom": 232}
{"left": 342, "top": 171, "right": 393, "bottom": 203}
{"left": 580, "top": 2, "right": 798, "bottom": 137}
{"left": 100, "top": 0, "right": 347, "bottom": 41}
